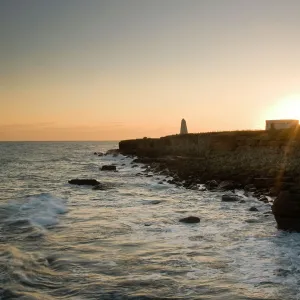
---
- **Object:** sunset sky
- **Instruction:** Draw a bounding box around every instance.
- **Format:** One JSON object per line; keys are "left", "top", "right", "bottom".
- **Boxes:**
{"left": 2, "top": 0, "right": 300, "bottom": 141}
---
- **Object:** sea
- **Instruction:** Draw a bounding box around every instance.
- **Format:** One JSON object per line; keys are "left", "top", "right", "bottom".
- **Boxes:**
{"left": 1, "top": 141, "right": 300, "bottom": 300}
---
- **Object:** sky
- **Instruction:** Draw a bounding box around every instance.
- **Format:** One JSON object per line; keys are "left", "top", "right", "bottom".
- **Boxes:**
{"left": 1, "top": 0, "right": 300, "bottom": 141}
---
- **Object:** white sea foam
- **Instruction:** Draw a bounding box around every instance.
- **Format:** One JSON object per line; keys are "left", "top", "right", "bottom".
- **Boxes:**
{"left": 4, "top": 193, "right": 68, "bottom": 228}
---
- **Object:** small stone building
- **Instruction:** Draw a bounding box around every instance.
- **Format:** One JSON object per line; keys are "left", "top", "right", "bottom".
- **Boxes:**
{"left": 265, "top": 119, "right": 299, "bottom": 130}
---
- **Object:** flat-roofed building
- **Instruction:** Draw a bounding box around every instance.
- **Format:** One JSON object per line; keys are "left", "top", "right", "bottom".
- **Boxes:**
{"left": 265, "top": 119, "right": 299, "bottom": 130}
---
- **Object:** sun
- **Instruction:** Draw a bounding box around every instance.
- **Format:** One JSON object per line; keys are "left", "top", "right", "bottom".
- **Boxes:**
{"left": 266, "top": 94, "right": 300, "bottom": 121}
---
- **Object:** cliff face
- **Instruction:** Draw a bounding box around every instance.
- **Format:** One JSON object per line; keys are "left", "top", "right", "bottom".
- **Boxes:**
{"left": 119, "top": 130, "right": 300, "bottom": 158}
{"left": 119, "top": 129, "right": 300, "bottom": 182}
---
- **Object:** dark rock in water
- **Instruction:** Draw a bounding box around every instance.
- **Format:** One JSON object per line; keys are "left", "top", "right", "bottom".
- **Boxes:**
{"left": 101, "top": 165, "right": 117, "bottom": 171}
{"left": 221, "top": 194, "right": 241, "bottom": 202}
{"left": 68, "top": 179, "right": 100, "bottom": 186}
{"left": 272, "top": 191, "right": 300, "bottom": 231}
{"left": 132, "top": 164, "right": 138, "bottom": 168}
{"left": 205, "top": 180, "right": 218, "bottom": 190}
{"left": 249, "top": 206, "right": 259, "bottom": 212}
{"left": 258, "top": 196, "right": 269, "bottom": 203}
{"left": 218, "top": 180, "right": 237, "bottom": 191}
{"left": 146, "top": 174, "right": 153, "bottom": 177}
{"left": 94, "top": 152, "right": 104, "bottom": 156}
{"left": 239, "top": 199, "right": 246, "bottom": 203}
{"left": 179, "top": 216, "right": 200, "bottom": 224}
{"left": 158, "top": 181, "right": 164, "bottom": 184}
{"left": 105, "top": 149, "right": 120, "bottom": 156}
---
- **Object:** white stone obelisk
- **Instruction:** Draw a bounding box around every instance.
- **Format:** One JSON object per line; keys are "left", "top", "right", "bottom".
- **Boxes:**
{"left": 180, "top": 118, "right": 188, "bottom": 134}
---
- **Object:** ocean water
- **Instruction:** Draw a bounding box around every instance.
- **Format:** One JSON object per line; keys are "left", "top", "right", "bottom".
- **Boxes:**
{"left": 1, "top": 141, "right": 300, "bottom": 300}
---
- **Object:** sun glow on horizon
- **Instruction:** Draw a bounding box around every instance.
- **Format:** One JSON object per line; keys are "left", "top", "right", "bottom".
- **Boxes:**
{"left": 266, "top": 94, "right": 300, "bottom": 121}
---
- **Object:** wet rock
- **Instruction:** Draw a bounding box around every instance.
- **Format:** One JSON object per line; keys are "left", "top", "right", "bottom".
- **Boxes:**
{"left": 179, "top": 216, "right": 200, "bottom": 224}
{"left": 94, "top": 152, "right": 104, "bottom": 156}
{"left": 146, "top": 174, "right": 153, "bottom": 177}
{"left": 105, "top": 149, "right": 120, "bottom": 156}
{"left": 205, "top": 180, "right": 218, "bottom": 190}
{"left": 68, "top": 179, "right": 100, "bottom": 186}
{"left": 158, "top": 181, "right": 164, "bottom": 184}
{"left": 101, "top": 165, "right": 117, "bottom": 171}
{"left": 249, "top": 206, "right": 259, "bottom": 212}
{"left": 272, "top": 191, "right": 300, "bottom": 231}
{"left": 239, "top": 199, "right": 246, "bottom": 203}
{"left": 221, "top": 194, "right": 241, "bottom": 202}
{"left": 131, "top": 164, "right": 138, "bottom": 168}
{"left": 258, "top": 196, "right": 269, "bottom": 203}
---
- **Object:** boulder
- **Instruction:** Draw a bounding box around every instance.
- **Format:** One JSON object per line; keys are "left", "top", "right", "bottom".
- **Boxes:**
{"left": 101, "top": 165, "right": 117, "bottom": 171}
{"left": 221, "top": 194, "right": 241, "bottom": 202}
{"left": 68, "top": 179, "right": 100, "bottom": 186}
{"left": 249, "top": 206, "right": 259, "bottom": 212}
{"left": 179, "top": 216, "right": 200, "bottom": 224}
{"left": 98, "top": 152, "right": 104, "bottom": 157}
{"left": 272, "top": 191, "right": 300, "bottom": 231}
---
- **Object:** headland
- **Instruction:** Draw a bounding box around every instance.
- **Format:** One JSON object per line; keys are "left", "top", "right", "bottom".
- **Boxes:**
{"left": 119, "top": 128, "right": 300, "bottom": 231}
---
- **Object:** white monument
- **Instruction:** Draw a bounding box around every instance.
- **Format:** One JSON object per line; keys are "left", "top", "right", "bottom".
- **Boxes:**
{"left": 180, "top": 118, "right": 188, "bottom": 134}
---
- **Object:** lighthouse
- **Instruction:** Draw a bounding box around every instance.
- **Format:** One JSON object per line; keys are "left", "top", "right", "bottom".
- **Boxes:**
{"left": 180, "top": 119, "right": 188, "bottom": 134}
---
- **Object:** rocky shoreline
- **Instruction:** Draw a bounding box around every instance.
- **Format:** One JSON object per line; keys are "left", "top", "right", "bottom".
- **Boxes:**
{"left": 119, "top": 130, "right": 300, "bottom": 232}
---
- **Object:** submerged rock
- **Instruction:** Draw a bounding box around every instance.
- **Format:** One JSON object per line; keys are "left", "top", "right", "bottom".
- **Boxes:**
{"left": 272, "top": 191, "right": 300, "bottom": 231}
{"left": 68, "top": 179, "right": 100, "bottom": 186}
{"left": 179, "top": 216, "right": 200, "bottom": 223}
{"left": 249, "top": 206, "right": 259, "bottom": 212}
{"left": 101, "top": 165, "right": 117, "bottom": 171}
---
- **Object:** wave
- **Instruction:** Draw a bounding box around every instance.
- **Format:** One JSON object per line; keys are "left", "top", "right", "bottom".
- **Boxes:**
{"left": 1, "top": 193, "right": 67, "bottom": 230}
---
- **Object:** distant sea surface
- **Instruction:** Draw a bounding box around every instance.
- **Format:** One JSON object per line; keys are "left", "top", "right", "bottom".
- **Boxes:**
{"left": 1, "top": 141, "right": 300, "bottom": 300}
